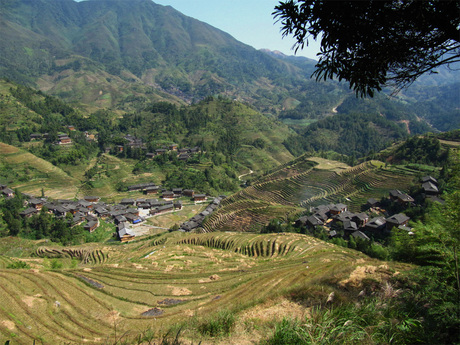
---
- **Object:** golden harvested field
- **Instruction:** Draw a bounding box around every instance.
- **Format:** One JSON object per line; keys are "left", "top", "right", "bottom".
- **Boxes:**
{"left": 0, "top": 232, "right": 404, "bottom": 344}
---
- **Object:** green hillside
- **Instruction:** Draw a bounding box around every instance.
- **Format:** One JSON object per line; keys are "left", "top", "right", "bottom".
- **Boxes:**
{"left": 0, "top": 0, "right": 457, "bottom": 133}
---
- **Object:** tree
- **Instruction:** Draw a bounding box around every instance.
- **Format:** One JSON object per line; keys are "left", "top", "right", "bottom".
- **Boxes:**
{"left": 274, "top": 0, "right": 460, "bottom": 97}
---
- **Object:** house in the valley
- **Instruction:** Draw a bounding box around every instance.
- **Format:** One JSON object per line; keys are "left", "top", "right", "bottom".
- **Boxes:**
{"left": 421, "top": 176, "right": 438, "bottom": 186}
{"left": 28, "top": 198, "right": 44, "bottom": 210}
{"left": 366, "top": 198, "right": 380, "bottom": 209}
{"left": 194, "top": 194, "right": 207, "bottom": 202}
{"left": 84, "top": 196, "right": 100, "bottom": 203}
{"left": 144, "top": 186, "right": 159, "bottom": 195}
{"left": 120, "top": 198, "right": 135, "bottom": 206}
{"left": 125, "top": 213, "right": 143, "bottom": 224}
{"left": 183, "top": 189, "right": 194, "bottom": 197}
{"left": 20, "top": 207, "right": 38, "bottom": 218}
{"left": 329, "top": 203, "right": 348, "bottom": 215}
{"left": 162, "top": 191, "right": 175, "bottom": 200}
{"left": 117, "top": 223, "right": 135, "bottom": 242}
{"left": 1, "top": 187, "right": 14, "bottom": 198}
{"left": 58, "top": 136, "right": 72, "bottom": 145}
{"left": 351, "top": 230, "right": 370, "bottom": 241}
{"left": 364, "top": 217, "right": 387, "bottom": 233}
{"left": 172, "top": 188, "right": 182, "bottom": 197}
{"left": 174, "top": 200, "right": 182, "bottom": 210}
{"left": 386, "top": 213, "right": 410, "bottom": 230}
{"left": 84, "top": 220, "right": 99, "bottom": 232}
{"left": 422, "top": 181, "right": 439, "bottom": 196}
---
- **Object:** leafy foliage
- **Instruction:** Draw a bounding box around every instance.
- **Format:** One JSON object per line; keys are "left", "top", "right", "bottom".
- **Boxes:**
{"left": 283, "top": 113, "right": 407, "bottom": 157}
{"left": 274, "top": 0, "right": 460, "bottom": 96}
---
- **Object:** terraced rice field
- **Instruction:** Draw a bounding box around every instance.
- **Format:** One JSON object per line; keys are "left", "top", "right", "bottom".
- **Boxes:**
{"left": 0, "top": 232, "right": 391, "bottom": 344}
{"left": 204, "top": 157, "right": 417, "bottom": 232}
{"left": 0, "top": 142, "right": 79, "bottom": 199}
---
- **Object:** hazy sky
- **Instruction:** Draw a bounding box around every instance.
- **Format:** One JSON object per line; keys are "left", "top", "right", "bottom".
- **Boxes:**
{"left": 153, "top": 0, "right": 321, "bottom": 60}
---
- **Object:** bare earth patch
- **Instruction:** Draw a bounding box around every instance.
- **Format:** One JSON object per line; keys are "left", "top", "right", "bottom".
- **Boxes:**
{"left": 339, "top": 264, "right": 391, "bottom": 288}
{"left": 1, "top": 320, "right": 15, "bottom": 330}
{"left": 241, "top": 297, "right": 309, "bottom": 323}
{"left": 199, "top": 274, "right": 220, "bottom": 283}
{"left": 168, "top": 286, "right": 192, "bottom": 296}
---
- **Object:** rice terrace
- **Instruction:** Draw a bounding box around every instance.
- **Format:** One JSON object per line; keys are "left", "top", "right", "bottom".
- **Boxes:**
{"left": 0, "top": 0, "right": 459, "bottom": 342}
{"left": 0, "top": 154, "right": 426, "bottom": 344}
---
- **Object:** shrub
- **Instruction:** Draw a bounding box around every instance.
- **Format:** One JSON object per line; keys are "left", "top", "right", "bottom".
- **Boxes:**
{"left": 6, "top": 261, "right": 30, "bottom": 269}
{"left": 197, "top": 309, "right": 236, "bottom": 337}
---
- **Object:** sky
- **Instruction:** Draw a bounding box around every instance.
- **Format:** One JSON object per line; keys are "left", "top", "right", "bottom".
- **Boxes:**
{"left": 152, "top": 0, "right": 321, "bottom": 60}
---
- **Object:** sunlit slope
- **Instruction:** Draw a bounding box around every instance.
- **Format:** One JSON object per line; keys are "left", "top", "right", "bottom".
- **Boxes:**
{"left": 203, "top": 156, "right": 417, "bottom": 232}
{"left": 0, "top": 142, "right": 79, "bottom": 198}
{"left": 0, "top": 232, "right": 397, "bottom": 344}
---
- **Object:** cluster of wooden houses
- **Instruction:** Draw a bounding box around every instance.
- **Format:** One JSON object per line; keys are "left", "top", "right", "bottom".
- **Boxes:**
{"left": 296, "top": 202, "right": 411, "bottom": 241}
{"left": 178, "top": 196, "right": 223, "bottom": 232}
{"left": 296, "top": 176, "right": 441, "bottom": 241}
{"left": 111, "top": 134, "right": 201, "bottom": 162}
{"left": 1, "top": 180, "right": 217, "bottom": 242}
{"left": 125, "top": 183, "right": 207, "bottom": 202}
{"left": 145, "top": 145, "right": 201, "bottom": 162}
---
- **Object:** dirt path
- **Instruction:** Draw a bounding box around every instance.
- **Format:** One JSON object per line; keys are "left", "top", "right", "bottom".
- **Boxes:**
{"left": 238, "top": 169, "right": 253, "bottom": 180}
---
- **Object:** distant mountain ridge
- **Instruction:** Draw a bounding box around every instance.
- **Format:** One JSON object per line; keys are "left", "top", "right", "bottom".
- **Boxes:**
{"left": 0, "top": 0, "right": 307, "bottom": 105}
{"left": 0, "top": 0, "right": 458, "bottom": 133}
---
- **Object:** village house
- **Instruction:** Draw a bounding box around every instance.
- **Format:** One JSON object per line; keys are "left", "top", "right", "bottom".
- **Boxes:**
{"left": 58, "top": 135, "right": 72, "bottom": 145}
{"left": 364, "top": 217, "right": 387, "bottom": 233}
{"left": 422, "top": 181, "right": 439, "bottom": 196}
{"left": 343, "top": 220, "right": 359, "bottom": 233}
{"left": 351, "top": 230, "right": 370, "bottom": 241}
{"left": 183, "top": 189, "right": 194, "bottom": 197}
{"left": 366, "top": 198, "right": 380, "bottom": 209}
{"left": 329, "top": 203, "right": 348, "bottom": 215}
{"left": 389, "top": 190, "right": 414, "bottom": 205}
{"left": 178, "top": 153, "right": 190, "bottom": 161}
{"left": 84, "top": 196, "right": 100, "bottom": 203}
{"left": 194, "top": 194, "right": 207, "bottom": 202}
{"left": 125, "top": 213, "right": 143, "bottom": 224}
{"left": 162, "top": 191, "right": 175, "bottom": 200}
{"left": 94, "top": 206, "right": 110, "bottom": 218}
{"left": 84, "top": 220, "right": 99, "bottom": 232}
{"left": 421, "top": 176, "right": 438, "bottom": 186}
{"left": 144, "top": 186, "right": 159, "bottom": 194}
{"left": 174, "top": 200, "right": 182, "bottom": 210}
{"left": 117, "top": 223, "right": 135, "bottom": 242}
{"left": 1, "top": 187, "right": 14, "bottom": 198}
{"left": 78, "top": 199, "right": 93, "bottom": 209}
{"left": 152, "top": 203, "right": 174, "bottom": 215}
{"left": 20, "top": 207, "right": 38, "bottom": 218}
{"left": 386, "top": 213, "right": 410, "bottom": 230}
{"left": 28, "top": 198, "right": 44, "bottom": 210}
{"left": 353, "top": 213, "right": 369, "bottom": 227}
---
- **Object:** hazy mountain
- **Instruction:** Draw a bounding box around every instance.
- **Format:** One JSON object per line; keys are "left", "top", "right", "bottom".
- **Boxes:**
{"left": 0, "top": 0, "right": 458, "bottom": 131}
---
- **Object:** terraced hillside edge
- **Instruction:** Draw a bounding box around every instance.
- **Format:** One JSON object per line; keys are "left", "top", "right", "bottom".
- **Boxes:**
{"left": 0, "top": 232, "right": 402, "bottom": 344}
{"left": 203, "top": 155, "right": 418, "bottom": 232}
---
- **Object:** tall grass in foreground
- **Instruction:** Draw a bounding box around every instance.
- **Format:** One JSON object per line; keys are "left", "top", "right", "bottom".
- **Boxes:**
{"left": 197, "top": 309, "right": 237, "bottom": 337}
{"left": 260, "top": 298, "right": 423, "bottom": 345}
